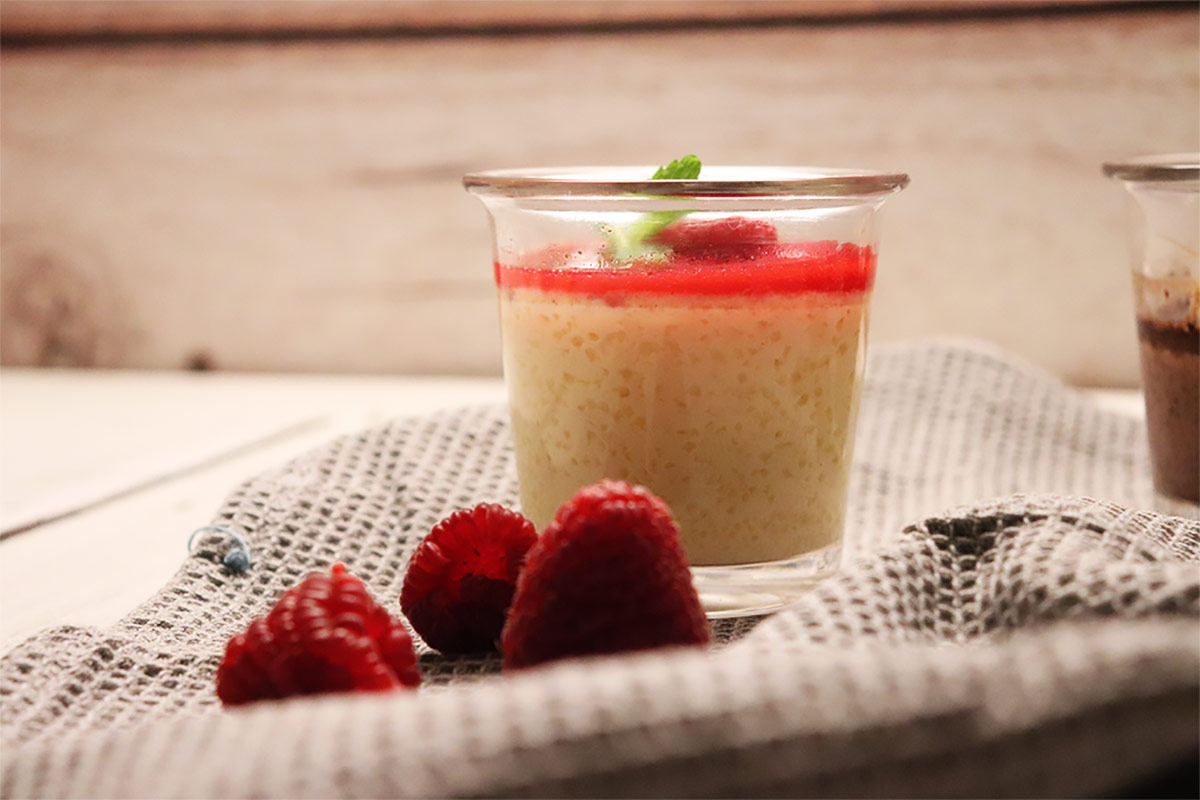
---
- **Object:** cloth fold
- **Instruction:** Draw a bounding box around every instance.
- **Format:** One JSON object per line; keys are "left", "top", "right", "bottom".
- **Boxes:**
{"left": 2, "top": 340, "right": 1197, "bottom": 798}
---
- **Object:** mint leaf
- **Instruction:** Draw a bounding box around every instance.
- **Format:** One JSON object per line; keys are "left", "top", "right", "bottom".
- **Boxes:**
{"left": 605, "top": 155, "right": 701, "bottom": 262}
{"left": 650, "top": 154, "right": 701, "bottom": 181}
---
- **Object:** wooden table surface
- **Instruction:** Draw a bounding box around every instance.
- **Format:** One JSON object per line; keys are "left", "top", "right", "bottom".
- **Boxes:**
{"left": 0, "top": 367, "right": 1142, "bottom": 650}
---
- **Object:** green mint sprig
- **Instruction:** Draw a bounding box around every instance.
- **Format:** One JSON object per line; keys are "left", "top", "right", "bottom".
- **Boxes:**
{"left": 605, "top": 155, "right": 701, "bottom": 263}
{"left": 650, "top": 154, "right": 702, "bottom": 181}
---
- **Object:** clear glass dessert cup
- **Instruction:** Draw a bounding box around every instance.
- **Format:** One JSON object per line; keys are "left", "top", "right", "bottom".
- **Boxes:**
{"left": 464, "top": 166, "right": 909, "bottom": 616}
{"left": 1104, "top": 154, "right": 1200, "bottom": 516}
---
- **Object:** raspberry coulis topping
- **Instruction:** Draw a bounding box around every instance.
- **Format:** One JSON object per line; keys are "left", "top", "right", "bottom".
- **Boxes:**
{"left": 495, "top": 233, "right": 876, "bottom": 298}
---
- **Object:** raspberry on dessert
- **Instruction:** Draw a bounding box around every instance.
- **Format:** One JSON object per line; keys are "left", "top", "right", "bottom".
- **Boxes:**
{"left": 501, "top": 480, "right": 710, "bottom": 669}
{"left": 649, "top": 216, "right": 778, "bottom": 259}
{"left": 215, "top": 563, "right": 420, "bottom": 706}
{"left": 401, "top": 504, "right": 538, "bottom": 654}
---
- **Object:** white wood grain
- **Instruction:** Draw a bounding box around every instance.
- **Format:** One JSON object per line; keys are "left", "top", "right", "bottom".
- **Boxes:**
{"left": 2, "top": 369, "right": 315, "bottom": 534}
{"left": 0, "top": 368, "right": 509, "bottom": 533}
{"left": 1, "top": 10, "right": 1197, "bottom": 384}
{"left": 1087, "top": 388, "right": 1145, "bottom": 417}
{"left": 0, "top": 369, "right": 508, "bottom": 648}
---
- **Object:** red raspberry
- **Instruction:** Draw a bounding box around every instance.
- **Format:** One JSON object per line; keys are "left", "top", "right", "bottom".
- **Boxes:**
{"left": 215, "top": 563, "right": 420, "bottom": 706}
{"left": 401, "top": 504, "right": 538, "bottom": 654}
{"left": 650, "top": 216, "right": 778, "bottom": 259}
{"left": 502, "top": 481, "right": 710, "bottom": 669}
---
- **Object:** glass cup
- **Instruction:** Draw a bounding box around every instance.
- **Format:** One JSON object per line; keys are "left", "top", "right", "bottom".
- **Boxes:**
{"left": 1104, "top": 154, "right": 1199, "bottom": 514}
{"left": 464, "top": 166, "right": 908, "bottom": 616}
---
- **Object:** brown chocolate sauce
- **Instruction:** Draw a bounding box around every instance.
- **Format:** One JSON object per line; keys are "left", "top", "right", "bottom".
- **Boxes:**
{"left": 1138, "top": 318, "right": 1200, "bottom": 503}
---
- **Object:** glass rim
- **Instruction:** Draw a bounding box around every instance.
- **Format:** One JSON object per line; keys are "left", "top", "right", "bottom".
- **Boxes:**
{"left": 1103, "top": 153, "right": 1200, "bottom": 183}
{"left": 463, "top": 165, "right": 910, "bottom": 198}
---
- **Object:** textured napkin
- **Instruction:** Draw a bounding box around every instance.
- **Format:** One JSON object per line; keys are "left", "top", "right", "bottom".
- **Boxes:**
{"left": 2, "top": 339, "right": 1197, "bottom": 798}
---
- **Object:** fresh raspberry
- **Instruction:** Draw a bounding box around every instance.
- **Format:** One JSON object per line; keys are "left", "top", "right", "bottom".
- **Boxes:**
{"left": 502, "top": 481, "right": 710, "bottom": 669}
{"left": 401, "top": 504, "right": 538, "bottom": 654}
{"left": 650, "top": 216, "right": 778, "bottom": 259}
{"left": 215, "top": 563, "right": 420, "bottom": 706}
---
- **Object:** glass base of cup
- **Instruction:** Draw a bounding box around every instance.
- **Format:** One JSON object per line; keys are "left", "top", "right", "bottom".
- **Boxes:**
{"left": 693, "top": 542, "right": 842, "bottom": 618}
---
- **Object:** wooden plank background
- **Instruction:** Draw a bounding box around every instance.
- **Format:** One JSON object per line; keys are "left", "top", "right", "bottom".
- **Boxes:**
{"left": 0, "top": 1, "right": 1141, "bottom": 37}
{"left": 1, "top": 3, "right": 1197, "bottom": 384}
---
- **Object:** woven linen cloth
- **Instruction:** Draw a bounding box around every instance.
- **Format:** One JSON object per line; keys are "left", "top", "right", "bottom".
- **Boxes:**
{"left": 1, "top": 339, "right": 1197, "bottom": 798}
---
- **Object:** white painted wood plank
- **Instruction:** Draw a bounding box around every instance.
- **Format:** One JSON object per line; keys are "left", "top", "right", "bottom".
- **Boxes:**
{"left": 1, "top": 369, "right": 317, "bottom": 533}
{"left": 2, "top": 10, "right": 1195, "bottom": 385}
{"left": 0, "top": 368, "right": 506, "bottom": 533}
{"left": 0, "top": 368, "right": 510, "bottom": 532}
{"left": 0, "top": 369, "right": 507, "bottom": 648}
{"left": 1087, "top": 388, "right": 1146, "bottom": 418}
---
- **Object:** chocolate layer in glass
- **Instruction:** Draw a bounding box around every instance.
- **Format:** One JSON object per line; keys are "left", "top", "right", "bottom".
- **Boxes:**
{"left": 1135, "top": 273, "right": 1199, "bottom": 503}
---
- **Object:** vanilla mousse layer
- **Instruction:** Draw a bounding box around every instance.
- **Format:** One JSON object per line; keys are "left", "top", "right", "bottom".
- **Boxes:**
{"left": 500, "top": 287, "right": 867, "bottom": 566}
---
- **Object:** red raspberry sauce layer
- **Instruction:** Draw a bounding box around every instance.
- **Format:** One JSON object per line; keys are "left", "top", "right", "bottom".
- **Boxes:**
{"left": 495, "top": 241, "right": 875, "bottom": 298}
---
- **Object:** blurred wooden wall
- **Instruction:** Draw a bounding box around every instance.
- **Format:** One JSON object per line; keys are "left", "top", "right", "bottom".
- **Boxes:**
{"left": 1, "top": 1, "right": 1197, "bottom": 384}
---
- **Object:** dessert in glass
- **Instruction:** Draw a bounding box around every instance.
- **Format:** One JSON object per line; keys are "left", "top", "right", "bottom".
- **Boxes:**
{"left": 1105, "top": 154, "right": 1200, "bottom": 513}
{"left": 465, "top": 163, "right": 909, "bottom": 615}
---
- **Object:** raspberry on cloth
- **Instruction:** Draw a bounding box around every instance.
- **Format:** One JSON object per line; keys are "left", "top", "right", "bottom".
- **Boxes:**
{"left": 217, "top": 563, "right": 420, "bottom": 705}
{"left": 400, "top": 503, "right": 536, "bottom": 655}
{"left": 502, "top": 480, "right": 710, "bottom": 669}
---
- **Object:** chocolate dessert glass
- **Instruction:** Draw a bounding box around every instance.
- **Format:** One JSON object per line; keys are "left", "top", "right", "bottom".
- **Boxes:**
{"left": 465, "top": 166, "right": 908, "bottom": 616}
{"left": 1104, "top": 154, "right": 1199, "bottom": 512}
